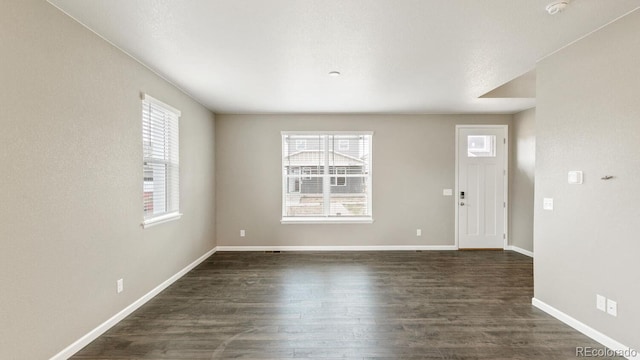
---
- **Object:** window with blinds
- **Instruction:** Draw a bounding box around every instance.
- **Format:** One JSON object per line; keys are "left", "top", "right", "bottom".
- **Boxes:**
{"left": 281, "top": 132, "right": 373, "bottom": 223}
{"left": 142, "top": 94, "right": 181, "bottom": 227}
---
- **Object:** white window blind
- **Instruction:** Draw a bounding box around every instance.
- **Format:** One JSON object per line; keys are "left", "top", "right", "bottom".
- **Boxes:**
{"left": 281, "top": 132, "right": 373, "bottom": 223}
{"left": 142, "top": 94, "right": 181, "bottom": 227}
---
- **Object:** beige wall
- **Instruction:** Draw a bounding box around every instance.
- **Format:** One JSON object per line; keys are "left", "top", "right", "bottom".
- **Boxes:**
{"left": 535, "top": 9, "right": 640, "bottom": 350}
{"left": 510, "top": 108, "right": 535, "bottom": 252}
{"left": 216, "top": 114, "right": 511, "bottom": 247}
{"left": 0, "top": 1, "right": 216, "bottom": 359}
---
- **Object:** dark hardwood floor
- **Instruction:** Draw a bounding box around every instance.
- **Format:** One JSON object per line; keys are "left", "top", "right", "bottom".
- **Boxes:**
{"left": 72, "top": 251, "right": 618, "bottom": 359}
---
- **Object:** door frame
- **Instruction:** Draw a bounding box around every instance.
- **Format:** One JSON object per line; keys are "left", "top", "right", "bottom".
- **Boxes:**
{"left": 454, "top": 125, "right": 509, "bottom": 250}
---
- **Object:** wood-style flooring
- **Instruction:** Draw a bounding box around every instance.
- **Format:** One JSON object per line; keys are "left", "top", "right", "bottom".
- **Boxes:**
{"left": 72, "top": 251, "right": 619, "bottom": 359}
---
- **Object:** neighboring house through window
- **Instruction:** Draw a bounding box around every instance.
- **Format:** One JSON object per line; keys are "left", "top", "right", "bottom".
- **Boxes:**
{"left": 142, "top": 94, "right": 182, "bottom": 228}
{"left": 302, "top": 167, "right": 312, "bottom": 180}
{"left": 281, "top": 132, "right": 373, "bottom": 223}
{"left": 330, "top": 167, "right": 347, "bottom": 186}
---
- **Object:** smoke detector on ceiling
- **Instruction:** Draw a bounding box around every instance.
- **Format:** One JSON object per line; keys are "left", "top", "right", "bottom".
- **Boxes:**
{"left": 545, "top": 1, "right": 570, "bottom": 15}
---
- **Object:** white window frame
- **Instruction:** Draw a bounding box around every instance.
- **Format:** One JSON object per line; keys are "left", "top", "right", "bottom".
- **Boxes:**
{"left": 141, "top": 94, "right": 182, "bottom": 228}
{"left": 281, "top": 131, "right": 373, "bottom": 224}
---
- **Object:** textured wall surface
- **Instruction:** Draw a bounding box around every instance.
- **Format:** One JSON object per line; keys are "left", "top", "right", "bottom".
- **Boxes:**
{"left": 535, "top": 9, "right": 640, "bottom": 350}
{"left": 0, "top": 1, "right": 216, "bottom": 358}
{"left": 510, "top": 108, "right": 535, "bottom": 252}
{"left": 215, "top": 114, "right": 511, "bottom": 247}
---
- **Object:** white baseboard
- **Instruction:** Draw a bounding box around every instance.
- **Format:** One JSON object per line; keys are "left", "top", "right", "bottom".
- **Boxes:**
{"left": 505, "top": 245, "right": 534, "bottom": 257}
{"left": 50, "top": 247, "right": 217, "bottom": 360}
{"left": 216, "top": 245, "right": 457, "bottom": 251}
{"left": 532, "top": 298, "right": 638, "bottom": 360}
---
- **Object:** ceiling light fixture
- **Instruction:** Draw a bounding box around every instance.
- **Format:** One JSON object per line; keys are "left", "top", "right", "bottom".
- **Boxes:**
{"left": 545, "top": 1, "right": 569, "bottom": 15}
{"left": 328, "top": 71, "right": 341, "bottom": 77}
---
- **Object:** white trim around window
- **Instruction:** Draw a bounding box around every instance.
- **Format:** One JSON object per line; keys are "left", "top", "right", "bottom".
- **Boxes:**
{"left": 281, "top": 131, "right": 373, "bottom": 224}
{"left": 280, "top": 217, "right": 374, "bottom": 224}
{"left": 141, "top": 93, "right": 182, "bottom": 228}
{"left": 142, "top": 212, "right": 183, "bottom": 228}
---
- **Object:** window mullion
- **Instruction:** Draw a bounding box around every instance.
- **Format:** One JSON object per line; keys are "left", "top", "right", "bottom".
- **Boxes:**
{"left": 323, "top": 135, "right": 330, "bottom": 217}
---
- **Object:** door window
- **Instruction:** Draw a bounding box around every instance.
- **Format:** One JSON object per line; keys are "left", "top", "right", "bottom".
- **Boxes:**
{"left": 467, "top": 135, "right": 496, "bottom": 157}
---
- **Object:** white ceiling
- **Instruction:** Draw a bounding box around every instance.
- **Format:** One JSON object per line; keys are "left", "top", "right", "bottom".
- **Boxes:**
{"left": 49, "top": 0, "right": 640, "bottom": 114}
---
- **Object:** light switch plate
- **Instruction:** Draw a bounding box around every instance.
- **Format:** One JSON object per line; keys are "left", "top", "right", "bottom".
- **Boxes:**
{"left": 416, "top": 229, "right": 422, "bottom": 236}
{"left": 443, "top": 189, "right": 453, "bottom": 196}
{"left": 543, "top": 198, "right": 554, "bottom": 211}
{"left": 596, "top": 294, "right": 606, "bottom": 312}
{"left": 568, "top": 171, "right": 583, "bottom": 184}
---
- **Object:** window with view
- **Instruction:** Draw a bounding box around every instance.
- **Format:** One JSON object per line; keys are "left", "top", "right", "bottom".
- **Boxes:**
{"left": 142, "top": 94, "right": 181, "bottom": 228}
{"left": 281, "top": 132, "right": 373, "bottom": 223}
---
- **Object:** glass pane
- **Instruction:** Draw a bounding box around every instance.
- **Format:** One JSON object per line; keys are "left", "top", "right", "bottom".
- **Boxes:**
{"left": 143, "top": 162, "right": 167, "bottom": 216}
{"left": 330, "top": 176, "right": 369, "bottom": 217}
{"left": 467, "top": 135, "right": 496, "bottom": 157}
{"left": 284, "top": 181, "right": 324, "bottom": 217}
{"left": 283, "top": 135, "right": 324, "bottom": 171}
{"left": 329, "top": 135, "right": 364, "bottom": 165}
{"left": 284, "top": 134, "right": 325, "bottom": 217}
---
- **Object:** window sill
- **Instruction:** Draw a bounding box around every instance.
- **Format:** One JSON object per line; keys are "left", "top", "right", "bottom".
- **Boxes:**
{"left": 281, "top": 217, "right": 374, "bottom": 225}
{"left": 142, "top": 212, "right": 182, "bottom": 228}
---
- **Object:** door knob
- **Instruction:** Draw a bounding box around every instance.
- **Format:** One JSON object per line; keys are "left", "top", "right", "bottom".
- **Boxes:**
{"left": 460, "top": 202, "right": 465, "bottom": 206}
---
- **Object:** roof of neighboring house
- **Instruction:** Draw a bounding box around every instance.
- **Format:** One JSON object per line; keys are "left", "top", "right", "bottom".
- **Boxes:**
{"left": 284, "top": 150, "right": 365, "bottom": 167}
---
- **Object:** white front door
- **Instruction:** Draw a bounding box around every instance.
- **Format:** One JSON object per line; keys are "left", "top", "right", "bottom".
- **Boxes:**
{"left": 457, "top": 126, "right": 507, "bottom": 249}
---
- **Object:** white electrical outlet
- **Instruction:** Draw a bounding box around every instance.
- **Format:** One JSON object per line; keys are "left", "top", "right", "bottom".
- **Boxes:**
{"left": 596, "top": 294, "right": 606, "bottom": 312}
{"left": 543, "top": 198, "right": 554, "bottom": 211}
{"left": 568, "top": 171, "right": 583, "bottom": 184}
{"left": 416, "top": 229, "right": 422, "bottom": 236}
{"left": 117, "top": 279, "right": 124, "bottom": 294}
{"left": 607, "top": 299, "right": 617, "bottom": 317}
{"left": 443, "top": 189, "right": 453, "bottom": 196}
{"left": 240, "top": 229, "right": 245, "bottom": 237}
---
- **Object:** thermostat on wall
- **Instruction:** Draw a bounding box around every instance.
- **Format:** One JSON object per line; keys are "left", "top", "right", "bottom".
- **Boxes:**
{"left": 568, "top": 171, "right": 583, "bottom": 185}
